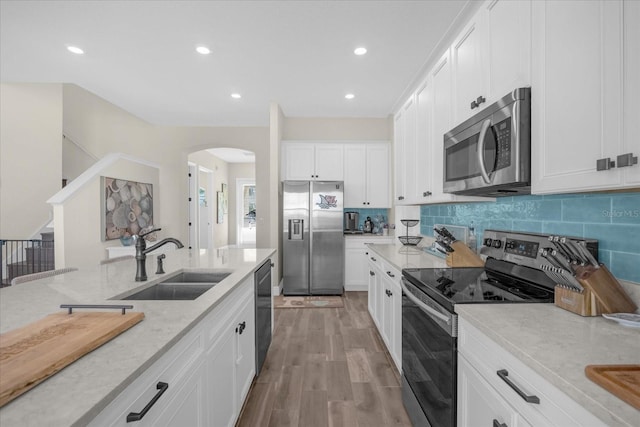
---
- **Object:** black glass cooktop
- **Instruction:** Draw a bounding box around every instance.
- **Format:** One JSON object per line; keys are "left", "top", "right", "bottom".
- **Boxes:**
{"left": 402, "top": 261, "right": 554, "bottom": 313}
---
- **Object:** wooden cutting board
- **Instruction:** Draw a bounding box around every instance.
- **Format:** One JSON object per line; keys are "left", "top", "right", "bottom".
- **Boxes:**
{"left": 585, "top": 364, "right": 640, "bottom": 410}
{"left": 0, "top": 310, "right": 144, "bottom": 408}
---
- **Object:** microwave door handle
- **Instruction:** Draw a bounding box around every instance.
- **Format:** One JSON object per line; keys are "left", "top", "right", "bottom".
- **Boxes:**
{"left": 401, "top": 280, "right": 451, "bottom": 324}
{"left": 477, "top": 118, "right": 492, "bottom": 184}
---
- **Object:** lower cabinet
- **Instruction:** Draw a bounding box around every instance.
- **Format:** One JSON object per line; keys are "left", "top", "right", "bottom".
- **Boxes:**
{"left": 458, "top": 318, "right": 606, "bottom": 427}
{"left": 366, "top": 251, "right": 401, "bottom": 372}
{"left": 346, "top": 237, "right": 392, "bottom": 291}
{"left": 90, "top": 277, "right": 255, "bottom": 427}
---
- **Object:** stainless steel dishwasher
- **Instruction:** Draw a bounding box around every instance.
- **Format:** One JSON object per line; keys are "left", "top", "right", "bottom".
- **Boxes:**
{"left": 255, "top": 259, "right": 272, "bottom": 375}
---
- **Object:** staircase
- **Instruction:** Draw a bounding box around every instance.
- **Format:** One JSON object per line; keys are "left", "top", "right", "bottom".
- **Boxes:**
{"left": 1, "top": 232, "right": 55, "bottom": 287}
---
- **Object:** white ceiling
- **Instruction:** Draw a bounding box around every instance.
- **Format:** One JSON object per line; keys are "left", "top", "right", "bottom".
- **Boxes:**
{"left": 207, "top": 147, "right": 256, "bottom": 163}
{"left": 0, "top": 0, "right": 470, "bottom": 127}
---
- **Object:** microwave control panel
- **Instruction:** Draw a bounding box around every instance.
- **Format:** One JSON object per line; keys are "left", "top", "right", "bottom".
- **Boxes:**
{"left": 494, "top": 118, "right": 512, "bottom": 171}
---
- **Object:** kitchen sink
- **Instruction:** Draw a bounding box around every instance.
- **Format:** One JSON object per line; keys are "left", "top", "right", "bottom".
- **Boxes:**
{"left": 116, "top": 270, "right": 232, "bottom": 301}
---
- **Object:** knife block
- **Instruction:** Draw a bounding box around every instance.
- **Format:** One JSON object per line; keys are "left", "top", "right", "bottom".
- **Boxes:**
{"left": 446, "top": 242, "right": 485, "bottom": 267}
{"left": 576, "top": 265, "right": 638, "bottom": 314}
{"left": 554, "top": 285, "right": 602, "bottom": 317}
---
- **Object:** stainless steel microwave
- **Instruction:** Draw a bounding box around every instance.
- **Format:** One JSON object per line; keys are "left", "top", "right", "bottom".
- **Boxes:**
{"left": 443, "top": 87, "right": 531, "bottom": 196}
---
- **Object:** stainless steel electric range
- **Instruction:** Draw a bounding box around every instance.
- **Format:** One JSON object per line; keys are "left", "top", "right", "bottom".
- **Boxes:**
{"left": 400, "top": 229, "right": 598, "bottom": 427}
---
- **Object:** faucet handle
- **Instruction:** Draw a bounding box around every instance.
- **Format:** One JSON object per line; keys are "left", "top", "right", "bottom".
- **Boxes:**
{"left": 140, "top": 227, "right": 161, "bottom": 238}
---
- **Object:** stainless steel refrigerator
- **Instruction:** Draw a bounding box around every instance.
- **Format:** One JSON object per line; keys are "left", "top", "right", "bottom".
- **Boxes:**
{"left": 282, "top": 181, "right": 344, "bottom": 295}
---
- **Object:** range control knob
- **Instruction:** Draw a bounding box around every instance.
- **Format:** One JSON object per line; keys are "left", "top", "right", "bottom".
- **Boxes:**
{"left": 505, "top": 240, "right": 515, "bottom": 250}
{"left": 484, "top": 238, "right": 493, "bottom": 247}
{"left": 492, "top": 240, "right": 503, "bottom": 249}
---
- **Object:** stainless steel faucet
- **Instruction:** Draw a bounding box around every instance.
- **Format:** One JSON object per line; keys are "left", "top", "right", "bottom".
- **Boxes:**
{"left": 135, "top": 228, "right": 184, "bottom": 281}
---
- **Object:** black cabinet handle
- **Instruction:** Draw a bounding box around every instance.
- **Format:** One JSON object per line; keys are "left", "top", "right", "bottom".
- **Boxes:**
{"left": 423, "top": 191, "right": 432, "bottom": 197}
{"left": 398, "top": 196, "right": 405, "bottom": 201}
{"left": 236, "top": 321, "right": 246, "bottom": 334}
{"left": 126, "top": 382, "right": 169, "bottom": 422}
{"left": 369, "top": 271, "right": 375, "bottom": 276}
{"left": 496, "top": 369, "right": 540, "bottom": 404}
{"left": 493, "top": 420, "right": 507, "bottom": 427}
{"left": 370, "top": 257, "right": 377, "bottom": 261}
{"left": 385, "top": 289, "right": 392, "bottom": 297}
{"left": 386, "top": 271, "right": 395, "bottom": 278}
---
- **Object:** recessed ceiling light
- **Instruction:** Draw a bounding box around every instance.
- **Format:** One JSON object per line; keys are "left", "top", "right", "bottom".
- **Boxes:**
{"left": 345, "top": 93, "right": 355, "bottom": 100}
{"left": 354, "top": 47, "right": 367, "bottom": 56}
{"left": 231, "top": 93, "right": 242, "bottom": 99}
{"left": 196, "top": 46, "right": 211, "bottom": 55}
{"left": 67, "top": 46, "right": 84, "bottom": 55}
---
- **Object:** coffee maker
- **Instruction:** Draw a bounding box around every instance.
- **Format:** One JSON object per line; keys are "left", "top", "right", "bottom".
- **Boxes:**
{"left": 344, "top": 211, "right": 360, "bottom": 233}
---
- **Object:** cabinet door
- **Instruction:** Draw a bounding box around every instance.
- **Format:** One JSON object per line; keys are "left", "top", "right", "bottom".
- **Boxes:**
{"left": 389, "top": 278, "right": 402, "bottom": 372}
{"left": 235, "top": 297, "right": 256, "bottom": 407}
{"left": 623, "top": 0, "right": 640, "bottom": 186}
{"left": 366, "top": 143, "right": 391, "bottom": 208}
{"left": 485, "top": 0, "right": 531, "bottom": 102}
{"left": 207, "top": 327, "right": 236, "bottom": 427}
{"left": 401, "top": 96, "right": 417, "bottom": 205}
{"left": 155, "top": 360, "right": 206, "bottom": 427}
{"left": 531, "top": 0, "right": 624, "bottom": 193}
{"left": 430, "top": 51, "right": 455, "bottom": 201}
{"left": 415, "top": 80, "right": 433, "bottom": 202}
{"left": 344, "top": 144, "right": 367, "bottom": 207}
{"left": 283, "top": 143, "right": 315, "bottom": 180}
{"left": 452, "top": 11, "right": 487, "bottom": 124}
{"left": 345, "top": 246, "right": 367, "bottom": 289}
{"left": 315, "top": 144, "right": 344, "bottom": 180}
{"left": 393, "top": 110, "right": 406, "bottom": 204}
{"left": 367, "top": 259, "right": 377, "bottom": 319}
{"left": 458, "top": 356, "right": 531, "bottom": 427}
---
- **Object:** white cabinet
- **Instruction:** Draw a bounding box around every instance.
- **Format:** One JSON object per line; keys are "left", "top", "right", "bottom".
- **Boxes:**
{"left": 91, "top": 277, "right": 256, "bottom": 427}
{"left": 451, "top": 0, "right": 531, "bottom": 124}
{"left": 281, "top": 142, "right": 344, "bottom": 181}
{"left": 531, "top": 0, "right": 640, "bottom": 194}
{"left": 458, "top": 356, "right": 532, "bottom": 427}
{"left": 344, "top": 142, "right": 391, "bottom": 208}
{"left": 458, "top": 318, "right": 607, "bottom": 427}
{"left": 345, "top": 237, "right": 392, "bottom": 291}
{"left": 379, "top": 261, "right": 401, "bottom": 372}
{"left": 366, "top": 251, "right": 401, "bottom": 372}
{"left": 394, "top": 96, "right": 416, "bottom": 204}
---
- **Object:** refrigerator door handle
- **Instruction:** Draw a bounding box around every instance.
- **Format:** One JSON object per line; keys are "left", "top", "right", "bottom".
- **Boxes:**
{"left": 289, "top": 219, "right": 304, "bottom": 240}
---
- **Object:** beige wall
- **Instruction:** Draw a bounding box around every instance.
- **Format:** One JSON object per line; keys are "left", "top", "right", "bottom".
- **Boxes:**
{"left": 0, "top": 83, "right": 62, "bottom": 238}
{"left": 54, "top": 158, "right": 159, "bottom": 268}
{"left": 62, "top": 135, "right": 97, "bottom": 182}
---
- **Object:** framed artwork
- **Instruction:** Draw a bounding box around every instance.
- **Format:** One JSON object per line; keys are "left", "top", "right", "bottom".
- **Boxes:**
{"left": 217, "top": 191, "right": 225, "bottom": 224}
{"left": 221, "top": 183, "right": 228, "bottom": 214}
{"left": 102, "top": 177, "right": 153, "bottom": 241}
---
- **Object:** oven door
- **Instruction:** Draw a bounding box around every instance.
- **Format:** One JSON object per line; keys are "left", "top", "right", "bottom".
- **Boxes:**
{"left": 401, "top": 278, "right": 457, "bottom": 427}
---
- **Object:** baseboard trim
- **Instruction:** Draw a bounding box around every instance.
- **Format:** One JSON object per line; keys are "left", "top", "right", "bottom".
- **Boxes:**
{"left": 344, "top": 284, "right": 368, "bottom": 292}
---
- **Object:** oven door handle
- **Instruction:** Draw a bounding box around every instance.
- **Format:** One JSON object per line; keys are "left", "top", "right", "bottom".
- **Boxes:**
{"left": 401, "top": 281, "right": 451, "bottom": 325}
{"left": 477, "top": 118, "right": 493, "bottom": 184}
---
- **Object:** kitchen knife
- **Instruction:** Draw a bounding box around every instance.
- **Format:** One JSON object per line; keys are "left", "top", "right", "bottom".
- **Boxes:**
{"left": 571, "top": 240, "right": 600, "bottom": 268}
{"left": 439, "top": 227, "right": 457, "bottom": 242}
{"left": 560, "top": 237, "right": 588, "bottom": 265}
{"left": 550, "top": 249, "right": 574, "bottom": 272}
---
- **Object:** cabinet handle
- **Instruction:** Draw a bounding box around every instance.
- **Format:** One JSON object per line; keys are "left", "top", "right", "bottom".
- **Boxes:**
{"left": 423, "top": 191, "right": 432, "bottom": 197}
{"left": 385, "top": 289, "right": 392, "bottom": 297}
{"left": 398, "top": 196, "right": 405, "bottom": 201}
{"left": 236, "top": 321, "right": 246, "bottom": 334}
{"left": 126, "top": 382, "right": 169, "bottom": 422}
{"left": 386, "top": 271, "right": 395, "bottom": 278}
{"left": 370, "top": 257, "right": 377, "bottom": 261}
{"left": 617, "top": 153, "right": 638, "bottom": 168}
{"left": 477, "top": 95, "right": 486, "bottom": 105}
{"left": 496, "top": 369, "right": 540, "bottom": 404}
{"left": 493, "top": 420, "right": 507, "bottom": 427}
{"left": 596, "top": 157, "right": 615, "bottom": 171}
{"left": 370, "top": 271, "right": 375, "bottom": 276}
{"left": 367, "top": 202, "right": 370, "bottom": 205}
{"left": 363, "top": 202, "right": 367, "bottom": 205}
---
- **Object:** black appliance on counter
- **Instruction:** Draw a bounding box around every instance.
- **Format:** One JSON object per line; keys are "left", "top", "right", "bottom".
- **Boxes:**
{"left": 400, "top": 229, "right": 598, "bottom": 427}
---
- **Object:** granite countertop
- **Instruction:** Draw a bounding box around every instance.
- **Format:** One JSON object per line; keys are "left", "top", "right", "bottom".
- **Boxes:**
{"left": 0, "top": 247, "right": 276, "bottom": 427}
{"left": 456, "top": 304, "right": 640, "bottom": 427}
{"left": 365, "top": 239, "right": 448, "bottom": 270}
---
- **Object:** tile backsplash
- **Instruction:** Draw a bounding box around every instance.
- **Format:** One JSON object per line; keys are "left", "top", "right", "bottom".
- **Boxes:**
{"left": 344, "top": 208, "right": 389, "bottom": 230}
{"left": 420, "top": 192, "right": 640, "bottom": 283}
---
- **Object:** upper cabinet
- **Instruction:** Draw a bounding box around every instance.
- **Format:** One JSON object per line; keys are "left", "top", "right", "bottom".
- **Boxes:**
{"left": 451, "top": 0, "right": 531, "bottom": 124}
{"left": 344, "top": 142, "right": 391, "bottom": 208}
{"left": 531, "top": 0, "right": 640, "bottom": 194}
{"left": 281, "top": 142, "right": 344, "bottom": 181}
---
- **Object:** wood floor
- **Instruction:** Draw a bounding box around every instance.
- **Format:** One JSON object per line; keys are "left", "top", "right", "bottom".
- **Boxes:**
{"left": 237, "top": 291, "right": 412, "bottom": 427}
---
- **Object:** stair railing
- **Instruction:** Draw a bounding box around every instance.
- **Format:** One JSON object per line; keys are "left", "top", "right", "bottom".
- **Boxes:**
{"left": 0, "top": 239, "right": 55, "bottom": 287}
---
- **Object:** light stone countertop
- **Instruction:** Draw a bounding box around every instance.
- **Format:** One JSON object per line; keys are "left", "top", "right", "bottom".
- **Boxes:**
{"left": 456, "top": 304, "right": 640, "bottom": 427}
{"left": 365, "top": 240, "right": 448, "bottom": 270}
{"left": 0, "top": 247, "right": 276, "bottom": 427}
